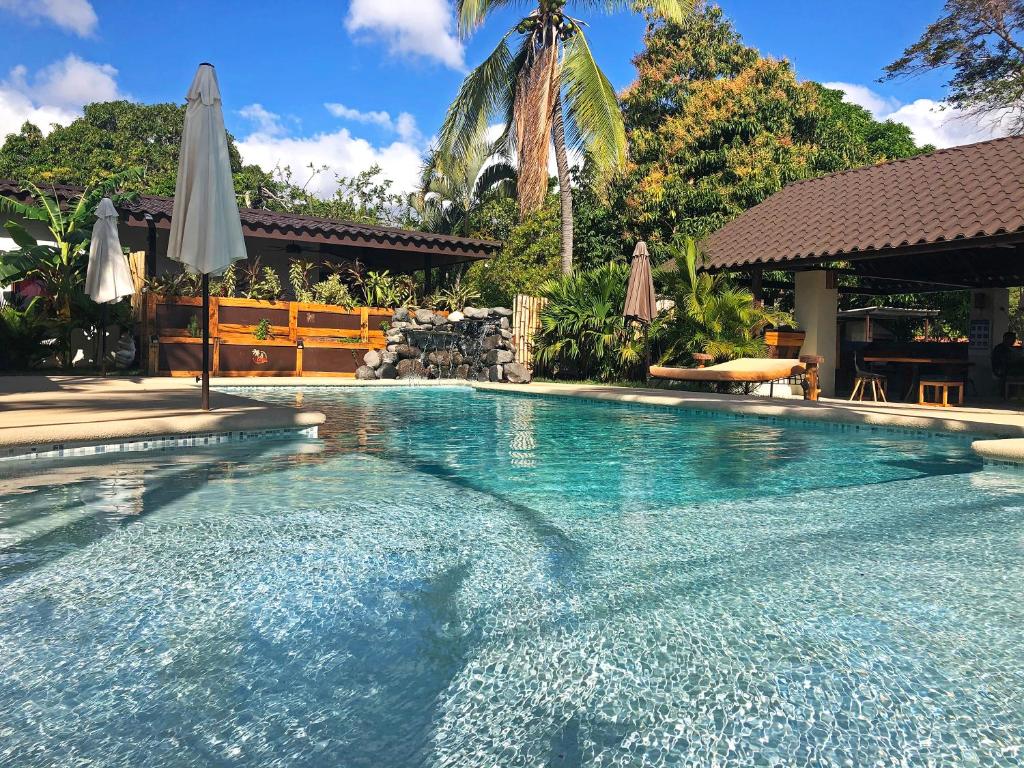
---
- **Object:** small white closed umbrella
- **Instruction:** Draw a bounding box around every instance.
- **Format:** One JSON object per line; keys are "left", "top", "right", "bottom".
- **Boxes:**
{"left": 167, "top": 63, "right": 247, "bottom": 410}
{"left": 86, "top": 197, "right": 134, "bottom": 373}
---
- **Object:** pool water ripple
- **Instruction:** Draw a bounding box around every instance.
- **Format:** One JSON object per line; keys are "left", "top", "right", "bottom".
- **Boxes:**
{"left": 0, "top": 386, "right": 1021, "bottom": 767}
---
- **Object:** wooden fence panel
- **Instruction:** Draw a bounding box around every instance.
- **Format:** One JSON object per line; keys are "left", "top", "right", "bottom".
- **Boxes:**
{"left": 145, "top": 293, "right": 397, "bottom": 377}
{"left": 512, "top": 294, "right": 547, "bottom": 371}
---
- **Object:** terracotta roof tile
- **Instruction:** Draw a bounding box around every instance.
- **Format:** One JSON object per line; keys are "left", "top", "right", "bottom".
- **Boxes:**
{"left": 701, "top": 136, "right": 1024, "bottom": 270}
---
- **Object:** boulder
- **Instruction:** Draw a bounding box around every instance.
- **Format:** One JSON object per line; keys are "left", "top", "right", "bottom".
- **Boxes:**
{"left": 447, "top": 310, "right": 464, "bottom": 322}
{"left": 455, "top": 364, "right": 471, "bottom": 379}
{"left": 475, "top": 368, "right": 491, "bottom": 382}
{"left": 386, "top": 333, "right": 404, "bottom": 344}
{"left": 414, "top": 308, "right": 435, "bottom": 324}
{"left": 363, "top": 350, "right": 382, "bottom": 368}
{"left": 492, "top": 307, "right": 513, "bottom": 317}
{"left": 431, "top": 313, "right": 449, "bottom": 326}
{"left": 378, "top": 363, "right": 398, "bottom": 379}
{"left": 355, "top": 365, "right": 377, "bottom": 381}
{"left": 393, "top": 307, "right": 410, "bottom": 322}
{"left": 394, "top": 344, "right": 422, "bottom": 360}
{"left": 390, "top": 321, "right": 410, "bottom": 330}
{"left": 482, "top": 334, "right": 504, "bottom": 351}
{"left": 500, "top": 329, "right": 513, "bottom": 340}
{"left": 464, "top": 306, "right": 489, "bottom": 320}
{"left": 484, "top": 349, "right": 513, "bottom": 365}
{"left": 386, "top": 344, "right": 399, "bottom": 353}
{"left": 499, "top": 316, "right": 510, "bottom": 329}
{"left": 397, "top": 358, "right": 428, "bottom": 379}
{"left": 488, "top": 364, "right": 503, "bottom": 382}
{"left": 504, "top": 362, "right": 532, "bottom": 384}
{"left": 379, "top": 350, "right": 398, "bottom": 365}
{"left": 427, "top": 350, "right": 454, "bottom": 367}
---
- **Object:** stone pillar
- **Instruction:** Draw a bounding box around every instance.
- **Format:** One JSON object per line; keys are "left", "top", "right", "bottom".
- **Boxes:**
{"left": 968, "top": 288, "right": 1010, "bottom": 398}
{"left": 794, "top": 270, "right": 838, "bottom": 397}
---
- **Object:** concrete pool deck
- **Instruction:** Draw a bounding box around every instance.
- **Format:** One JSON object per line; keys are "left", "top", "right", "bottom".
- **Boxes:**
{"left": 0, "top": 376, "right": 325, "bottom": 460}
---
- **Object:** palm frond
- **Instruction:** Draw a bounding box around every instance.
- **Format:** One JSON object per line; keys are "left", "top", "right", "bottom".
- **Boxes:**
{"left": 568, "top": 0, "right": 697, "bottom": 23}
{"left": 561, "top": 29, "right": 627, "bottom": 184}
{"left": 435, "top": 29, "right": 520, "bottom": 172}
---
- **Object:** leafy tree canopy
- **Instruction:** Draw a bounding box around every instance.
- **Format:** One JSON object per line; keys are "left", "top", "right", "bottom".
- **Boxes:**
{"left": 883, "top": 0, "right": 1024, "bottom": 132}
{"left": 0, "top": 100, "right": 279, "bottom": 206}
{"left": 616, "top": 6, "right": 932, "bottom": 248}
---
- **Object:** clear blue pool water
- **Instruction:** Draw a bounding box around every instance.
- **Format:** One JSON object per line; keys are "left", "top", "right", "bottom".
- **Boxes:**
{"left": 1, "top": 386, "right": 1022, "bottom": 767}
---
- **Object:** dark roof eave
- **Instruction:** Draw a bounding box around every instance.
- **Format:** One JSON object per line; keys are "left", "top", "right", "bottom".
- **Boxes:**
{"left": 0, "top": 179, "right": 501, "bottom": 258}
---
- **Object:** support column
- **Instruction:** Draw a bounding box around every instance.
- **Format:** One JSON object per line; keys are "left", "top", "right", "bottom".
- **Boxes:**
{"left": 423, "top": 254, "right": 433, "bottom": 298}
{"left": 794, "top": 270, "right": 838, "bottom": 397}
{"left": 968, "top": 288, "right": 1010, "bottom": 397}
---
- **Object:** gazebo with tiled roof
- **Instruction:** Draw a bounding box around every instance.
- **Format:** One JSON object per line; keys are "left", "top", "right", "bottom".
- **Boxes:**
{"left": 694, "top": 135, "right": 1024, "bottom": 396}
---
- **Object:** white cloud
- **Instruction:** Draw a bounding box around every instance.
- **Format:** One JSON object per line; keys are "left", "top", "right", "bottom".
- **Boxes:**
{"left": 823, "top": 81, "right": 1012, "bottom": 148}
{"left": 325, "top": 102, "right": 393, "bottom": 129}
{"left": 344, "top": 0, "right": 464, "bottom": 70}
{"left": 237, "top": 104, "right": 426, "bottom": 197}
{"left": 0, "top": 0, "right": 98, "bottom": 37}
{"left": 324, "top": 102, "right": 422, "bottom": 143}
{"left": 0, "top": 54, "right": 125, "bottom": 140}
{"left": 239, "top": 103, "right": 287, "bottom": 137}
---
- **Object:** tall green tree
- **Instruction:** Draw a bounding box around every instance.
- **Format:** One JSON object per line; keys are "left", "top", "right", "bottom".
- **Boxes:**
{"left": 438, "top": 0, "right": 693, "bottom": 274}
{"left": 618, "top": 6, "right": 931, "bottom": 248}
{"left": 883, "top": 0, "right": 1024, "bottom": 132}
{"left": 0, "top": 100, "right": 279, "bottom": 203}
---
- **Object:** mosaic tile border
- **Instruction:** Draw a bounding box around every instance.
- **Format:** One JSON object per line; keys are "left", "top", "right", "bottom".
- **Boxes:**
{"left": 0, "top": 425, "right": 319, "bottom": 463}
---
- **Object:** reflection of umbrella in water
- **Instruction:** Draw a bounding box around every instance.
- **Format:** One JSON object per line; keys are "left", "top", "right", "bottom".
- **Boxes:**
{"left": 166, "top": 63, "right": 247, "bottom": 410}
{"left": 623, "top": 241, "right": 657, "bottom": 382}
{"left": 85, "top": 197, "right": 134, "bottom": 374}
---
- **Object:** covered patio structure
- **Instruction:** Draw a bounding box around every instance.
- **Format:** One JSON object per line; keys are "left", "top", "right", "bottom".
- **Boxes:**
{"left": 0, "top": 180, "right": 501, "bottom": 295}
{"left": 700, "top": 135, "right": 1024, "bottom": 398}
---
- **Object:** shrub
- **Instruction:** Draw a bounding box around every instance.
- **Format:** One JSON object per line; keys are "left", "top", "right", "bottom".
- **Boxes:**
{"left": 658, "top": 236, "right": 791, "bottom": 363}
{"left": 311, "top": 274, "right": 354, "bottom": 307}
{"left": 288, "top": 259, "right": 316, "bottom": 302}
{"left": 534, "top": 261, "right": 648, "bottom": 382}
{"left": 431, "top": 274, "right": 481, "bottom": 311}
{"left": 253, "top": 318, "right": 271, "bottom": 341}
{"left": 0, "top": 298, "right": 50, "bottom": 369}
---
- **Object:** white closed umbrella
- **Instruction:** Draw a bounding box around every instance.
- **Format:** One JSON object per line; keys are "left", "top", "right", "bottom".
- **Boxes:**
{"left": 167, "top": 63, "right": 247, "bottom": 410}
{"left": 86, "top": 197, "right": 134, "bottom": 373}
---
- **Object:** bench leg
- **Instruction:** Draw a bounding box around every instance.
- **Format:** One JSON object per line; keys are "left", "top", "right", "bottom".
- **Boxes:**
{"left": 878, "top": 380, "right": 887, "bottom": 402}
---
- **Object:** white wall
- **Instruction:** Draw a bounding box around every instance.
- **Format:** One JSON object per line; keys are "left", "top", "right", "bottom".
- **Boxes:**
{"left": 794, "top": 271, "right": 839, "bottom": 397}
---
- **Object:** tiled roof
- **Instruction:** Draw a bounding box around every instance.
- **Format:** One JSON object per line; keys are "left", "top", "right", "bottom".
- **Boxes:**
{"left": 701, "top": 135, "right": 1024, "bottom": 271}
{"left": 0, "top": 179, "right": 501, "bottom": 259}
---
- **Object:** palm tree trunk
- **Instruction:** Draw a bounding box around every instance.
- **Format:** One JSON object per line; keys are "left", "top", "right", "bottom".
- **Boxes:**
{"left": 552, "top": 91, "right": 573, "bottom": 275}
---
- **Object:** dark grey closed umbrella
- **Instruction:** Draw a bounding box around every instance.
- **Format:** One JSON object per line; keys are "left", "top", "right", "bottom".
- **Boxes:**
{"left": 624, "top": 241, "right": 656, "bottom": 324}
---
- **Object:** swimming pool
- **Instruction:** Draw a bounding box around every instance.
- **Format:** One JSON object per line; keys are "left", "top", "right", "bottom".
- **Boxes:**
{"left": 1, "top": 386, "right": 1021, "bottom": 766}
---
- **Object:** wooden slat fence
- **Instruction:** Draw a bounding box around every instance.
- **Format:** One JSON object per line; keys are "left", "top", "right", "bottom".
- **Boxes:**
{"left": 512, "top": 294, "right": 547, "bottom": 371}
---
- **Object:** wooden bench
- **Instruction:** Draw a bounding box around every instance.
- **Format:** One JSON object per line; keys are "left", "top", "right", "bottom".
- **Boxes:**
{"left": 918, "top": 378, "right": 964, "bottom": 407}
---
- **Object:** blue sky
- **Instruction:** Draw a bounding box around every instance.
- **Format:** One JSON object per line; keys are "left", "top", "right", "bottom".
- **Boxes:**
{"left": 0, "top": 1, "right": 1004, "bottom": 196}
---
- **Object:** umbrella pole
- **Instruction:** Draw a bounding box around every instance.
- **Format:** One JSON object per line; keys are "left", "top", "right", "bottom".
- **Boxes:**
{"left": 201, "top": 273, "right": 210, "bottom": 411}
{"left": 100, "top": 304, "right": 108, "bottom": 376}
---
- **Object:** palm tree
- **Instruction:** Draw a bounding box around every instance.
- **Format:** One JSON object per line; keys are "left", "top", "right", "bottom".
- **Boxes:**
{"left": 438, "top": 1, "right": 693, "bottom": 274}
{"left": 417, "top": 137, "right": 517, "bottom": 237}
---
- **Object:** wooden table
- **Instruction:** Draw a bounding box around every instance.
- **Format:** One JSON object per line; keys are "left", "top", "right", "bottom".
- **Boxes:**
{"left": 862, "top": 356, "right": 972, "bottom": 402}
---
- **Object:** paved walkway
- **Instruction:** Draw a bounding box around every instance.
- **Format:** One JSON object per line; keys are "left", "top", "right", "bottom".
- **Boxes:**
{"left": 0, "top": 376, "right": 324, "bottom": 458}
